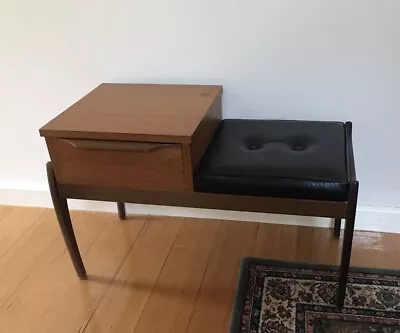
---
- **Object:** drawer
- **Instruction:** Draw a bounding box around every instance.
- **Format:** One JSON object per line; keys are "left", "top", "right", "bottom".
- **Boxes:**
{"left": 46, "top": 138, "right": 186, "bottom": 191}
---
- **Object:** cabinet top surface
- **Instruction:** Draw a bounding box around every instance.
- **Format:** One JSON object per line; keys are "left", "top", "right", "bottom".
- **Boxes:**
{"left": 40, "top": 83, "right": 222, "bottom": 143}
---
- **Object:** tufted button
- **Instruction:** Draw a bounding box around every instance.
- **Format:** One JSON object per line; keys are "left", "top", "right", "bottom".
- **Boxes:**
{"left": 293, "top": 144, "right": 306, "bottom": 151}
{"left": 248, "top": 143, "right": 261, "bottom": 150}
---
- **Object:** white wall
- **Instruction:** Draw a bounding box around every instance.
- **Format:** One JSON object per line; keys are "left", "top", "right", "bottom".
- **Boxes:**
{"left": 1, "top": 0, "right": 399, "bottom": 229}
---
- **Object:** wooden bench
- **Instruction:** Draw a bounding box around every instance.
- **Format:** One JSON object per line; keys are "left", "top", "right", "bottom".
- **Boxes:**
{"left": 40, "top": 83, "right": 358, "bottom": 308}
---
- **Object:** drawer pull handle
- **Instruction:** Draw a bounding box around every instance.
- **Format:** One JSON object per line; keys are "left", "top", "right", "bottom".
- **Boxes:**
{"left": 61, "top": 139, "right": 174, "bottom": 152}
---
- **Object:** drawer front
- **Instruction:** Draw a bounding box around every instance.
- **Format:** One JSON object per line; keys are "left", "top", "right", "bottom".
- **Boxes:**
{"left": 46, "top": 138, "right": 186, "bottom": 191}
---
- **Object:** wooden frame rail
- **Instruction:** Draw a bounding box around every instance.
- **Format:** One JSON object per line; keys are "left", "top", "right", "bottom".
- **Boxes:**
{"left": 59, "top": 185, "right": 348, "bottom": 219}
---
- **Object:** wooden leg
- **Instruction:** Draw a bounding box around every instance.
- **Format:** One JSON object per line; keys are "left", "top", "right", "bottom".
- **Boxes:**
{"left": 334, "top": 219, "right": 341, "bottom": 238}
{"left": 117, "top": 202, "right": 126, "bottom": 220}
{"left": 337, "top": 181, "right": 359, "bottom": 308}
{"left": 46, "top": 162, "right": 86, "bottom": 279}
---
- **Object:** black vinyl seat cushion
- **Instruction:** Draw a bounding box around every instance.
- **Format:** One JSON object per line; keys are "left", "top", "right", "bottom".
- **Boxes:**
{"left": 195, "top": 119, "right": 350, "bottom": 201}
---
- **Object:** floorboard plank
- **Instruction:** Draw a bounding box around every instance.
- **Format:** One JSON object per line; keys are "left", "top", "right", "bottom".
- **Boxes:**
{"left": 31, "top": 212, "right": 147, "bottom": 333}
{"left": 0, "top": 206, "right": 399, "bottom": 333}
{"left": 132, "top": 218, "right": 219, "bottom": 333}
{"left": 0, "top": 207, "right": 46, "bottom": 262}
{"left": 82, "top": 216, "right": 182, "bottom": 333}
{"left": 0, "top": 205, "right": 14, "bottom": 221}
{"left": 271, "top": 224, "right": 298, "bottom": 261}
{"left": 255, "top": 223, "right": 276, "bottom": 258}
{"left": 350, "top": 230, "right": 400, "bottom": 269}
{"left": 0, "top": 210, "right": 62, "bottom": 302}
{"left": 0, "top": 211, "right": 118, "bottom": 333}
{"left": 309, "top": 226, "right": 341, "bottom": 265}
{"left": 185, "top": 220, "right": 258, "bottom": 333}
{"left": 296, "top": 226, "right": 313, "bottom": 262}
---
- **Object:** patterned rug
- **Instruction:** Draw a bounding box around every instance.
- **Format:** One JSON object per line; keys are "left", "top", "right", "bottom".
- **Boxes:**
{"left": 230, "top": 258, "right": 400, "bottom": 333}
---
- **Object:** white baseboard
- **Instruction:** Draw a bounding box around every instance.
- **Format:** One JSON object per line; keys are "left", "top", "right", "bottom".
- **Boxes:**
{"left": 0, "top": 187, "right": 399, "bottom": 233}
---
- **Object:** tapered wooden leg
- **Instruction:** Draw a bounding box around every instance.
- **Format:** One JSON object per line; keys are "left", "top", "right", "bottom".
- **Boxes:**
{"left": 337, "top": 182, "right": 359, "bottom": 308}
{"left": 117, "top": 202, "right": 126, "bottom": 220}
{"left": 46, "top": 162, "right": 86, "bottom": 279}
{"left": 334, "top": 219, "right": 341, "bottom": 238}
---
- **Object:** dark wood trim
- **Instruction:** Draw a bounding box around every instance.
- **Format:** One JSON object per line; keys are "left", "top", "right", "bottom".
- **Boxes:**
{"left": 337, "top": 181, "right": 359, "bottom": 307}
{"left": 334, "top": 219, "right": 341, "bottom": 238}
{"left": 58, "top": 185, "right": 348, "bottom": 219}
{"left": 345, "top": 122, "right": 357, "bottom": 182}
{"left": 46, "top": 162, "right": 86, "bottom": 279}
{"left": 117, "top": 202, "right": 126, "bottom": 220}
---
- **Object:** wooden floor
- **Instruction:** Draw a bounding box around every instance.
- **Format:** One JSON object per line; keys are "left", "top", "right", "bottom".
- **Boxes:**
{"left": 0, "top": 206, "right": 400, "bottom": 332}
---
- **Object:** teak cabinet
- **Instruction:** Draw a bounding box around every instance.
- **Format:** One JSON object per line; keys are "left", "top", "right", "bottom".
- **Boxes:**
{"left": 40, "top": 83, "right": 223, "bottom": 192}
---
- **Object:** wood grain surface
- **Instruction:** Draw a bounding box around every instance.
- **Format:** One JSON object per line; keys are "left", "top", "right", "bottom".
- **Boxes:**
{"left": 46, "top": 137, "right": 186, "bottom": 191}
{"left": 189, "top": 92, "right": 222, "bottom": 170}
{"left": 39, "top": 83, "right": 223, "bottom": 143}
{"left": 0, "top": 206, "right": 399, "bottom": 333}
{"left": 58, "top": 185, "right": 348, "bottom": 218}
